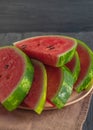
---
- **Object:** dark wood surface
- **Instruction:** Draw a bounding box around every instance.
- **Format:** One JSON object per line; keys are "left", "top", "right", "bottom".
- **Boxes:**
{"left": 0, "top": 32, "right": 93, "bottom": 130}
{"left": 0, "top": 1, "right": 93, "bottom": 130}
{"left": 0, "top": 0, "right": 93, "bottom": 32}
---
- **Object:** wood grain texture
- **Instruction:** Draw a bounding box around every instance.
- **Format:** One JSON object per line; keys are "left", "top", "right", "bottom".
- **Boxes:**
{"left": 0, "top": 32, "right": 93, "bottom": 130}
{"left": 0, "top": 0, "right": 93, "bottom": 32}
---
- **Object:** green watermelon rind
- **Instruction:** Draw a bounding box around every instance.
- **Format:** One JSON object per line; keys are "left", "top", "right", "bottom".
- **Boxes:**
{"left": 1, "top": 46, "right": 34, "bottom": 111}
{"left": 51, "top": 66, "right": 74, "bottom": 109}
{"left": 14, "top": 35, "right": 77, "bottom": 67}
{"left": 56, "top": 40, "right": 77, "bottom": 67}
{"left": 76, "top": 40, "right": 93, "bottom": 93}
{"left": 72, "top": 52, "right": 80, "bottom": 83}
{"left": 31, "top": 59, "right": 47, "bottom": 114}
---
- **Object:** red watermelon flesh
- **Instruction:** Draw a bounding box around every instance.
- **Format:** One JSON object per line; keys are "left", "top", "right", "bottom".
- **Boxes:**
{"left": 45, "top": 65, "right": 63, "bottom": 99}
{"left": 45, "top": 99, "right": 55, "bottom": 108}
{"left": 66, "top": 52, "right": 80, "bottom": 82}
{"left": 74, "top": 40, "right": 93, "bottom": 92}
{"left": 66, "top": 54, "right": 76, "bottom": 72}
{"left": 45, "top": 65, "right": 62, "bottom": 107}
{"left": 14, "top": 35, "right": 77, "bottom": 67}
{"left": 0, "top": 47, "right": 24, "bottom": 101}
{"left": 75, "top": 45, "right": 90, "bottom": 85}
{"left": 22, "top": 59, "right": 47, "bottom": 114}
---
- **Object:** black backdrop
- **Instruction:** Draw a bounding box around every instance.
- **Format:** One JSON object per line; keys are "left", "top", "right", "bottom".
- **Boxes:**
{"left": 0, "top": 0, "right": 93, "bottom": 32}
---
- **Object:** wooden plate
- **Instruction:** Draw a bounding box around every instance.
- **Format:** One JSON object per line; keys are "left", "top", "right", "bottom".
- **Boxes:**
{"left": 19, "top": 86, "right": 93, "bottom": 111}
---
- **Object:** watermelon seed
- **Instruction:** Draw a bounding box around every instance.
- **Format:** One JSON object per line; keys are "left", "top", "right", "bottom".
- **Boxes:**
{"left": 37, "top": 43, "right": 40, "bottom": 46}
{"left": 21, "top": 45, "right": 27, "bottom": 50}
{"left": 4, "top": 64, "right": 9, "bottom": 69}
{"left": 0, "top": 75, "right": 2, "bottom": 78}
{"left": 47, "top": 45, "right": 55, "bottom": 50}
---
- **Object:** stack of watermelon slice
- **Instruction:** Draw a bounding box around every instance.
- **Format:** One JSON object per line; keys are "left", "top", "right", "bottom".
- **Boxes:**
{"left": 0, "top": 35, "right": 93, "bottom": 114}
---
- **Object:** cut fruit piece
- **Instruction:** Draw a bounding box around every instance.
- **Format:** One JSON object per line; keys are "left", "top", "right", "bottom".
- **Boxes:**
{"left": 74, "top": 40, "right": 93, "bottom": 93}
{"left": 66, "top": 52, "right": 80, "bottom": 83}
{"left": 22, "top": 59, "right": 47, "bottom": 114}
{"left": 45, "top": 65, "right": 74, "bottom": 109}
{"left": 45, "top": 99, "right": 55, "bottom": 108}
{"left": 14, "top": 35, "right": 77, "bottom": 67}
{"left": 0, "top": 46, "right": 34, "bottom": 111}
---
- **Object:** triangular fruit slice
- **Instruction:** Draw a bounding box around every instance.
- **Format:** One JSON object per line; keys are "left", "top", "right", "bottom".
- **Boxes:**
{"left": 0, "top": 46, "right": 34, "bottom": 111}
{"left": 45, "top": 65, "right": 74, "bottom": 109}
{"left": 66, "top": 52, "right": 80, "bottom": 83}
{"left": 45, "top": 99, "right": 55, "bottom": 108}
{"left": 74, "top": 40, "right": 93, "bottom": 93}
{"left": 14, "top": 35, "right": 77, "bottom": 67}
{"left": 22, "top": 59, "right": 47, "bottom": 114}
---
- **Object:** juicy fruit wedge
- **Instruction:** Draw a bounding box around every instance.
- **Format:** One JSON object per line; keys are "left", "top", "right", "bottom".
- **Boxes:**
{"left": 0, "top": 46, "right": 34, "bottom": 111}
{"left": 45, "top": 65, "right": 74, "bottom": 109}
{"left": 14, "top": 35, "right": 77, "bottom": 67}
{"left": 74, "top": 40, "right": 93, "bottom": 93}
{"left": 45, "top": 99, "right": 55, "bottom": 108}
{"left": 22, "top": 59, "right": 47, "bottom": 114}
{"left": 66, "top": 52, "right": 80, "bottom": 83}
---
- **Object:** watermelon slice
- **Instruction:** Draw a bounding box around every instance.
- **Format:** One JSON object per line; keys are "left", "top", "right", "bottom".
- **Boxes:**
{"left": 22, "top": 59, "right": 47, "bottom": 114}
{"left": 45, "top": 65, "right": 74, "bottom": 109}
{"left": 0, "top": 46, "right": 34, "bottom": 111}
{"left": 66, "top": 52, "right": 80, "bottom": 83}
{"left": 74, "top": 40, "right": 93, "bottom": 93}
{"left": 14, "top": 35, "right": 77, "bottom": 67}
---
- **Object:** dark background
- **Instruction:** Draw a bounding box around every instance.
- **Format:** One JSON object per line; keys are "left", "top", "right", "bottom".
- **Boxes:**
{"left": 0, "top": 0, "right": 93, "bottom": 130}
{"left": 0, "top": 0, "right": 93, "bottom": 32}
